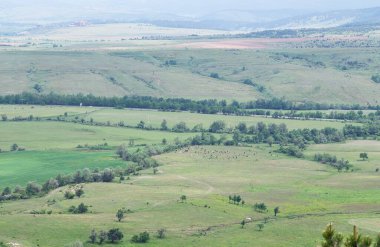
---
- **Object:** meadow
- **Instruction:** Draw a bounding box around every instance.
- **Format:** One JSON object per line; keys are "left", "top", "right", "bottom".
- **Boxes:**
{"left": 0, "top": 144, "right": 379, "bottom": 247}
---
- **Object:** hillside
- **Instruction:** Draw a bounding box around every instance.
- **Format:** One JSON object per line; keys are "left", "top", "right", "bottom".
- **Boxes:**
{"left": 1, "top": 45, "right": 380, "bottom": 105}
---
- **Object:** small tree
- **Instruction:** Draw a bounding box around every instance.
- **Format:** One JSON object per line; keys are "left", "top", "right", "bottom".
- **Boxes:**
{"left": 11, "top": 143, "right": 19, "bottom": 151}
{"left": 375, "top": 234, "right": 380, "bottom": 247}
{"left": 1, "top": 187, "right": 11, "bottom": 196}
{"left": 157, "top": 228, "right": 166, "bottom": 239}
{"left": 257, "top": 223, "right": 264, "bottom": 231}
{"left": 131, "top": 231, "right": 150, "bottom": 243}
{"left": 321, "top": 223, "right": 343, "bottom": 247}
{"left": 162, "top": 138, "right": 167, "bottom": 145}
{"left": 75, "top": 188, "right": 84, "bottom": 198}
{"left": 359, "top": 153, "right": 368, "bottom": 161}
{"left": 64, "top": 191, "right": 75, "bottom": 199}
{"left": 89, "top": 229, "right": 97, "bottom": 244}
{"left": 107, "top": 228, "right": 124, "bottom": 243}
{"left": 274, "top": 206, "right": 280, "bottom": 216}
{"left": 240, "top": 220, "right": 246, "bottom": 229}
{"left": 98, "top": 230, "right": 107, "bottom": 244}
{"left": 1, "top": 114, "right": 7, "bottom": 121}
{"left": 161, "top": 119, "right": 168, "bottom": 130}
{"left": 180, "top": 195, "right": 187, "bottom": 203}
{"left": 116, "top": 209, "right": 125, "bottom": 222}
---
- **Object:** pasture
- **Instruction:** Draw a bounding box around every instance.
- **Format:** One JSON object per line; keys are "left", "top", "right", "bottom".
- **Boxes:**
{"left": 0, "top": 144, "right": 379, "bottom": 246}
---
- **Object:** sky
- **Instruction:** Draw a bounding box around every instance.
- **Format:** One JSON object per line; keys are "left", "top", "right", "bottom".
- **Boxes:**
{"left": 0, "top": 0, "right": 379, "bottom": 22}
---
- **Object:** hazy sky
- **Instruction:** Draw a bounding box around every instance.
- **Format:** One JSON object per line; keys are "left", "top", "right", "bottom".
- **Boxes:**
{"left": 1, "top": 0, "right": 379, "bottom": 23}
{"left": 2, "top": 0, "right": 380, "bottom": 13}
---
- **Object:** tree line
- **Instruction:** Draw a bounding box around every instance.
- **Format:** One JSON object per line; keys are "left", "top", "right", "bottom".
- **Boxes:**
{"left": 1, "top": 93, "right": 380, "bottom": 114}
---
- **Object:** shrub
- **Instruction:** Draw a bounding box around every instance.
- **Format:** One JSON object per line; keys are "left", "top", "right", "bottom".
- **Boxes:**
{"left": 69, "top": 203, "right": 88, "bottom": 214}
{"left": 131, "top": 231, "right": 150, "bottom": 243}
{"left": 108, "top": 228, "right": 124, "bottom": 243}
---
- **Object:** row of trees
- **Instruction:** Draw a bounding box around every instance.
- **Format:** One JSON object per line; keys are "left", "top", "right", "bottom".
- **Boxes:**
{"left": 1, "top": 92, "right": 380, "bottom": 114}
{"left": 314, "top": 153, "right": 352, "bottom": 171}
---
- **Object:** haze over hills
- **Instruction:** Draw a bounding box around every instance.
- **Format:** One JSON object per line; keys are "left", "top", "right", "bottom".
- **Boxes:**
{"left": 0, "top": 0, "right": 379, "bottom": 34}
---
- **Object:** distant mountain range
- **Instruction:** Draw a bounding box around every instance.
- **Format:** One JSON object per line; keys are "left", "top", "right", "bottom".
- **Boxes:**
{"left": 0, "top": 4, "right": 379, "bottom": 35}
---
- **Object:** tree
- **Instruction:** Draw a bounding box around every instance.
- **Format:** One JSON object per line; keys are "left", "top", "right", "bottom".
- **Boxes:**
{"left": 321, "top": 223, "right": 343, "bottom": 247}
{"left": 89, "top": 229, "right": 97, "bottom": 244}
{"left": 11, "top": 143, "right": 19, "bottom": 151}
{"left": 101, "top": 168, "right": 114, "bottom": 182}
{"left": 107, "top": 228, "right": 124, "bottom": 243}
{"left": 241, "top": 220, "right": 246, "bottom": 229}
{"left": 161, "top": 119, "right": 168, "bottom": 130}
{"left": 374, "top": 234, "right": 380, "bottom": 247}
{"left": 180, "top": 195, "right": 187, "bottom": 203}
{"left": 274, "top": 207, "right": 280, "bottom": 216}
{"left": 267, "top": 136, "right": 275, "bottom": 147}
{"left": 1, "top": 187, "right": 11, "bottom": 196}
{"left": 137, "top": 120, "right": 145, "bottom": 129}
{"left": 359, "top": 153, "right": 368, "bottom": 161}
{"left": 75, "top": 188, "right": 84, "bottom": 198}
{"left": 131, "top": 231, "right": 150, "bottom": 243}
{"left": 157, "top": 228, "right": 166, "bottom": 239}
{"left": 1, "top": 114, "right": 7, "bottom": 121}
{"left": 162, "top": 138, "right": 167, "bottom": 145}
{"left": 116, "top": 209, "right": 125, "bottom": 222}
{"left": 26, "top": 182, "right": 41, "bottom": 196}
{"left": 64, "top": 191, "right": 75, "bottom": 199}
{"left": 98, "top": 230, "right": 107, "bottom": 245}
{"left": 257, "top": 223, "right": 264, "bottom": 231}
{"left": 344, "top": 226, "right": 362, "bottom": 247}
{"left": 209, "top": 121, "right": 226, "bottom": 133}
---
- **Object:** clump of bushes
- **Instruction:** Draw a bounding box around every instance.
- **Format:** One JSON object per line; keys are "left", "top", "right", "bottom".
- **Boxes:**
{"left": 131, "top": 231, "right": 150, "bottom": 243}
{"left": 68, "top": 203, "right": 89, "bottom": 214}
{"left": 89, "top": 229, "right": 124, "bottom": 244}
{"left": 314, "top": 153, "right": 352, "bottom": 171}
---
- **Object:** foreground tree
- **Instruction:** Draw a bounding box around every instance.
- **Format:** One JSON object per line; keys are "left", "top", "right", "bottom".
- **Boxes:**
{"left": 98, "top": 230, "right": 107, "bottom": 245}
{"left": 321, "top": 223, "right": 343, "bottom": 247}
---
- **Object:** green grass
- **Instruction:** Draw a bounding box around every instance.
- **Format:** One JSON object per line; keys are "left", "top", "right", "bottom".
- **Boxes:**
{"left": 0, "top": 121, "right": 193, "bottom": 150}
{"left": 0, "top": 150, "right": 126, "bottom": 188}
{"left": 0, "top": 143, "right": 379, "bottom": 246}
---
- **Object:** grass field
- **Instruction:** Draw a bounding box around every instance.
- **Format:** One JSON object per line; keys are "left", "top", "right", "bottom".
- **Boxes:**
{"left": 0, "top": 144, "right": 379, "bottom": 246}
{"left": 0, "top": 121, "right": 194, "bottom": 150}
{"left": 1, "top": 46, "right": 380, "bottom": 104}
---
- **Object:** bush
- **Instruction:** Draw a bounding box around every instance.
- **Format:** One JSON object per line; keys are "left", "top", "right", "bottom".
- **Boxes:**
{"left": 108, "top": 228, "right": 124, "bottom": 243}
{"left": 210, "top": 72, "right": 220, "bottom": 79}
{"left": 131, "top": 231, "right": 150, "bottom": 243}
{"left": 69, "top": 203, "right": 88, "bottom": 214}
{"left": 157, "top": 228, "right": 166, "bottom": 239}
{"left": 64, "top": 191, "right": 75, "bottom": 199}
{"left": 372, "top": 75, "right": 380, "bottom": 83}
